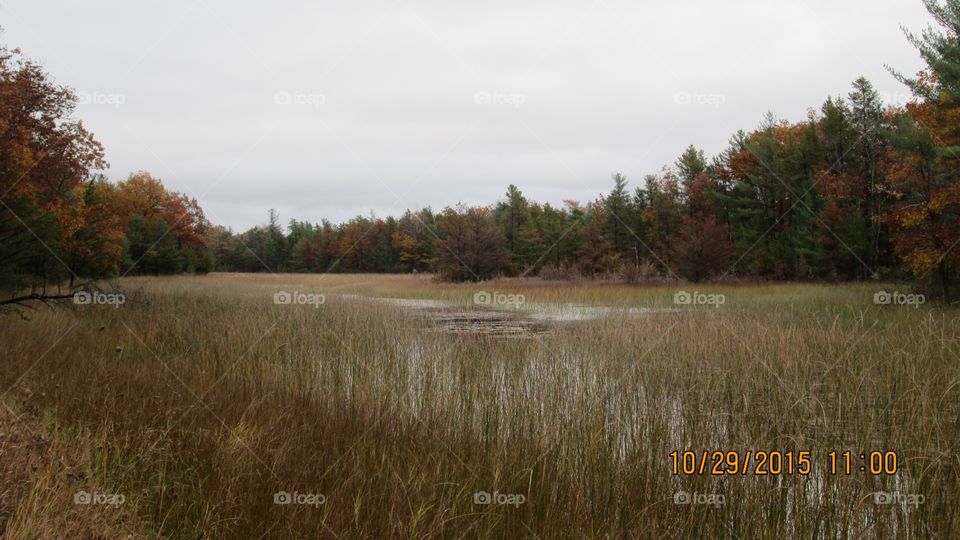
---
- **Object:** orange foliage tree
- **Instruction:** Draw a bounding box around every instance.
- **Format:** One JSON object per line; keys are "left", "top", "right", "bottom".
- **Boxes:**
{"left": 0, "top": 44, "right": 118, "bottom": 303}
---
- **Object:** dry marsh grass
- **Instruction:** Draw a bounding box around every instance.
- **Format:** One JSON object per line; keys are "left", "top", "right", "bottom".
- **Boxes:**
{"left": 0, "top": 273, "right": 958, "bottom": 538}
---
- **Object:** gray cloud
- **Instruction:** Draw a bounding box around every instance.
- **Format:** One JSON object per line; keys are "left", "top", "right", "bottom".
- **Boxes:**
{"left": 1, "top": 0, "right": 931, "bottom": 229}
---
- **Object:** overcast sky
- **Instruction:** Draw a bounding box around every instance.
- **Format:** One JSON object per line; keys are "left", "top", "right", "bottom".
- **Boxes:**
{"left": 1, "top": 0, "right": 934, "bottom": 230}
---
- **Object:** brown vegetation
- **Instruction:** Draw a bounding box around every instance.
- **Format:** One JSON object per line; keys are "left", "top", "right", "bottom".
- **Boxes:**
{"left": 0, "top": 274, "right": 956, "bottom": 538}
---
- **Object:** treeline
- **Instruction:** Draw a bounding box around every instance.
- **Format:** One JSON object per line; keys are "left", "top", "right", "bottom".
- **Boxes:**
{"left": 213, "top": 63, "right": 959, "bottom": 297}
{"left": 2, "top": 0, "right": 959, "bottom": 304}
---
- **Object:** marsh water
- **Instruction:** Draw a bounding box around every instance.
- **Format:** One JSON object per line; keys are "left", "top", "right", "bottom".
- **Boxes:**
{"left": 335, "top": 293, "right": 678, "bottom": 336}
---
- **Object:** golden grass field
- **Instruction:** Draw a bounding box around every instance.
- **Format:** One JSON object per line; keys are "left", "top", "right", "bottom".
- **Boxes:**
{"left": 0, "top": 273, "right": 958, "bottom": 538}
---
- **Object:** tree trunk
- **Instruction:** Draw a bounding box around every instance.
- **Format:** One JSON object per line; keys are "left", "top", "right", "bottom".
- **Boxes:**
{"left": 938, "top": 262, "right": 952, "bottom": 303}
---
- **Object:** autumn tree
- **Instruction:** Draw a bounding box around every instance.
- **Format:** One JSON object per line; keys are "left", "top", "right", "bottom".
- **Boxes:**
{"left": 392, "top": 209, "right": 437, "bottom": 272}
{"left": 577, "top": 202, "right": 621, "bottom": 275}
{"left": 0, "top": 43, "right": 112, "bottom": 304}
{"left": 114, "top": 172, "right": 211, "bottom": 275}
{"left": 717, "top": 117, "right": 825, "bottom": 278}
{"left": 62, "top": 176, "right": 125, "bottom": 284}
{"left": 667, "top": 175, "right": 735, "bottom": 281}
{"left": 640, "top": 171, "right": 684, "bottom": 272}
{"left": 433, "top": 205, "right": 507, "bottom": 282}
{"left": 885, "top": 0, "right": 960, "bottom": 300}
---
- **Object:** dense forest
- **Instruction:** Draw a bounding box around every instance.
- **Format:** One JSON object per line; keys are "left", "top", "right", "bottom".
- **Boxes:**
{"left": 2, "top": 0, "right": 959, "bottom": 303}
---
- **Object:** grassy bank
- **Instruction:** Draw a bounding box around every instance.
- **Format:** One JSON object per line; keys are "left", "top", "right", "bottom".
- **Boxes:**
{"left": 0, "top": 274, "right": 957, "bottom": 538}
